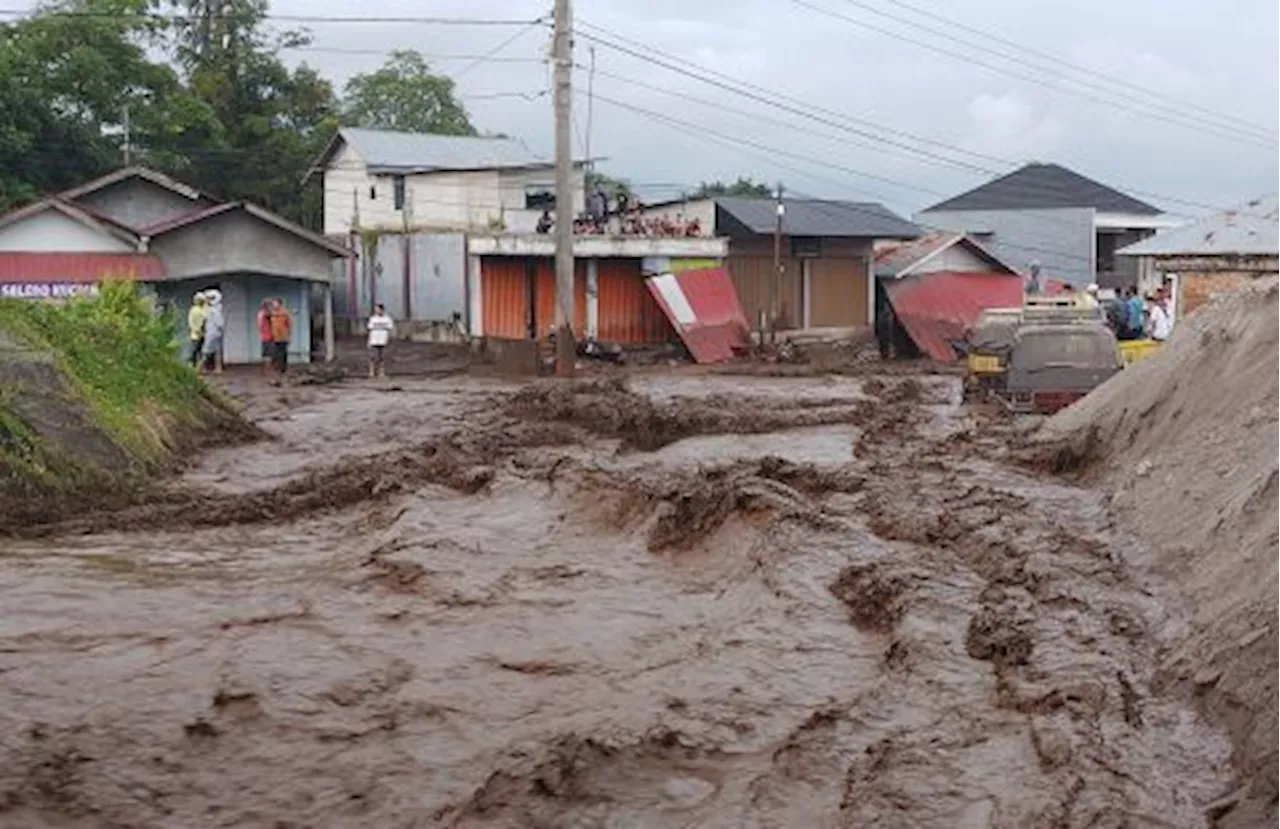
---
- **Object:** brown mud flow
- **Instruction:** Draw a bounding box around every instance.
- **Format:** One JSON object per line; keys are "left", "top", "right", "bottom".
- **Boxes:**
{"left": 0, "top": 372, "right": 1240, "bottom": 827}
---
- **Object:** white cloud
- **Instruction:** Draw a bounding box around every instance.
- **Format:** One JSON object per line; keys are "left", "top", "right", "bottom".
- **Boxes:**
{"left": 961, "top": 93, "right": 1066, "bottom": 161}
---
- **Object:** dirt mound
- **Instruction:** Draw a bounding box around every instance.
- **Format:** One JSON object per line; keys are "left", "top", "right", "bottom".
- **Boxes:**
{"left": 1039, "top": 278, "right": 1279, "bottom": 826}
{"left": 508, "top": 376, "right": 873, "bottom": 451}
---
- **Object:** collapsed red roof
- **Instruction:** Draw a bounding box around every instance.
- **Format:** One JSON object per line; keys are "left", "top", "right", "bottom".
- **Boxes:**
{"left": 883, "top": 271, "right": 1023, "bottom": 362}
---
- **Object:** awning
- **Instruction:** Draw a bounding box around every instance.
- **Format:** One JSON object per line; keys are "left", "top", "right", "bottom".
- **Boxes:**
{"left": 883, "top": 271, "right": 1023, "bottom": 362}
{"left": 0, "top": 252, "right": 166, "bottom": 284}
{"left": 645, "top": 268, "right": 749, "bottom": 363}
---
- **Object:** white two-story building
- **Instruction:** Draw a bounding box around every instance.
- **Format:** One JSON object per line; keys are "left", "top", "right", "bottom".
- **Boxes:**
{"left": 309, "top": 128, "right": 587, "bottom": 236}
{"left": 308, "top": 128, "right": 726, "bottom": 347}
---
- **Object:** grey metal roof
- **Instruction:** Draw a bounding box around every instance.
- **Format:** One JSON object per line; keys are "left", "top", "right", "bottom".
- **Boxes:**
{"left": 716, "top": 196, "right": 919, "bottom": 239}
{"left": 337, "top": 128, "right": 552, "bottom": 173}
{"left": 921, "top": 163, "right": 1161, "bottom": 215}
{"left": 1118, "top": 196, "right": 1279, "bottom": 257}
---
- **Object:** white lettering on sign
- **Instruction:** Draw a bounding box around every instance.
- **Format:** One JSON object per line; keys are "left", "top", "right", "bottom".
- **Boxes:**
{"left": 0, "top": 283, "right": 101, "bottom": 300}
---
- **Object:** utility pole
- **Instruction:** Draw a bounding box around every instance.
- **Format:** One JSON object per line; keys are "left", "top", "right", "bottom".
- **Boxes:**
{"left": 552, "top": 0, "right": 576, "bottom": 376}
{"left": 122, "top": 105, "right": 132, "bottom": 165}
{"left": 771, "top": 182, "right": 785, "bottom": 344}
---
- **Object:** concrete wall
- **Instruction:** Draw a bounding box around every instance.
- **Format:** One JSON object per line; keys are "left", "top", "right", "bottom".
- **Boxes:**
{"left": 75, "top": 179, "right": 207, "bottom": 229}
{"left": 150, "top": 211, "right": 334, "bottom": 282}
{"left": 334, "top": 231, "right": 468, "bottom": 329}
{"left": 916, "top": 207, "right": 1095, "bottom": 285}
{"left": 0, "top": 211, "right": 133, "bottom": 252}
{"left": 322, "top": 140, "right": 586, "bottom": 235}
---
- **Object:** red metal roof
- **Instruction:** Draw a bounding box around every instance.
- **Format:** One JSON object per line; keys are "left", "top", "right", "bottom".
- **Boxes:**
{"left": 883, "top": 271, "right": 1023, "bottom": 362}
{"left": 0, "top": 252, "right": 166, "bottom": 284}
{"left": 645, "top": 267, "right": 749, "bottom": 363}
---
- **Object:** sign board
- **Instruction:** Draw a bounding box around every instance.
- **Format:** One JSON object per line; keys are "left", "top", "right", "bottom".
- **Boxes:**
{"left": 0, "top": 283, "right": 101, "bottom": 300}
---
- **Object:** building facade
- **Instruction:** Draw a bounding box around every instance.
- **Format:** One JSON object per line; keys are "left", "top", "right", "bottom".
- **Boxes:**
{"left": 916, "top": 163, "right": 1180, "bottom": 289}
{"left": 0, "top": 168, "right": 348, "bottom": 364}
{"left": 311, "top": 128, "right": 587, "bottom": 237}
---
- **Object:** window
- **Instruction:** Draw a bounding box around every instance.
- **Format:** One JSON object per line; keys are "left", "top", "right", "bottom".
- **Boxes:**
{"left": 393, "top": 175, "right": 406, "bottom": 211}
{"left": 791, "top": 237, "right": 821, "bottom": 258}
{"left": 369, "top": 184, "right": 376, "bottom": 200}
{"left": 525, "top": 184, "right": 555, "bottom": 210}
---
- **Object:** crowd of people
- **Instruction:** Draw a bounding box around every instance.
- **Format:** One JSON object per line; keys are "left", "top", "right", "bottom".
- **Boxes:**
{"left": 1089, "top": 283, "right": 1175, "bottom": 342}
{"left": 184, "top": 291, "right": 293, "bottom": 376}
{"left": 534, "top": 185, "right": 704, "bottom": 238}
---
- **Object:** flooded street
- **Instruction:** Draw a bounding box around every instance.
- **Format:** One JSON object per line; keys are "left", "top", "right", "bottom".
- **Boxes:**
{"left": 0, "top": 371, "right": 1234, "bottom": 828}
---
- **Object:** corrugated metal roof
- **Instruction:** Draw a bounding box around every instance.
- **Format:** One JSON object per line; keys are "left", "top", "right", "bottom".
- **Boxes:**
{"left": 921, "top": 163, "right": 1161, "bottom": 215}
{"left": 338, "top": 128, "right": 552, "bottom": 173}
{"left": 1117, "top": 196, "right": 1279, "bottom": 257}
{"left": 883, "top": 271, "right": 1024, "bottom": 362}
{"left": 646, "top": 268, "right": 749, "bottom": 363}
{"left": 874, "top": 230, "right": 1019, "bottom": 278}
{"left": 716, "top": 197, "right": 919, "bottom": 239}
{"left": 0, "top": 252, "right": 165, "bottom": 283}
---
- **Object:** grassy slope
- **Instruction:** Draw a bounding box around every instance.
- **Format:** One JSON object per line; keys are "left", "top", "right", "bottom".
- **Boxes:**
{"left": 0, "top": 282, "right": 249, "bottom": 516}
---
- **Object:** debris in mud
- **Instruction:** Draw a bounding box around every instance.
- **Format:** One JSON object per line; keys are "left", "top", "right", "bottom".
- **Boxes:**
{"left": 965, "top": 606, "right": 1034, "bottom": 667}
{"left": 828, "top": 564, "right": 910, "bottom": 633}
{"left": 507, "top": 376, "right": 873, "bottom": 452}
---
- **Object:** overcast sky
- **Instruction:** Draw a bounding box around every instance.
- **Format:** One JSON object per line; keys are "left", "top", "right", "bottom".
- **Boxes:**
{"left": 24, "top": 0, "right": 1280, "bottom": 216}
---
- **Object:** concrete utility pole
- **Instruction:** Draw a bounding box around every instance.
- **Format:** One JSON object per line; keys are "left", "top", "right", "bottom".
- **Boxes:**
{"left": 122, "top": 105, "right": 132, "bottom": 165}
{"left": 771, "top": 183, "right": 785, "bottom": 343}
{"left": 552, "top": 0, "right": 576, "bottom": 376}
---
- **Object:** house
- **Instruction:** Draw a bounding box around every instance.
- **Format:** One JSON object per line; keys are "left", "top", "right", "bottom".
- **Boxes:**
{"left": 641, "top": 196, "right": 919, "bottom": 331}
{"left": 872, "top": 230, "right": 1023, "bottom": 361}
{"left": 0, "top": 167, "right": 349, "bottom": 364}
{"left": 309, "top": 128, "right": 728, "bottom": 347}
{"left": 1119, "top": 195, "right": 1278, "bottom": 316}
{"left": 309, "top": 127, "right": 587, "bottom": 236}
{"left": 916, "top": 163, "right": 1181, "bottom": 289}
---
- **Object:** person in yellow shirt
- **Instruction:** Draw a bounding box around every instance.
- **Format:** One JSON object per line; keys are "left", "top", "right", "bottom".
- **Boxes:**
{"left": 186, "top": 292, "right": 207, "bottom": 367}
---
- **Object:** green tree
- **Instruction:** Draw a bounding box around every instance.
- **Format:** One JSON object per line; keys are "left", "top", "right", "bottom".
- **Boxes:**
{"left": 0, "top": 0, "right": 191, "bottom": 209}
{"left": 341, "top": 50, "right": 474, "bottom": 135}
{"left": 161, "top": 0, "right": 339, "bottom": 221}
{"left": 689, "top": 176, "right": 774, "bottom": 198}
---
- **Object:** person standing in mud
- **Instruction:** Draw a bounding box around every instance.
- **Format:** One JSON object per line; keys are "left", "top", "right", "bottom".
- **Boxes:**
{"left": 186, "top": 292, "right": 207, "bottom": 367}
{"left": 256, "top": 299, "right": 275, "bottom": 376}
{"left": 269, "top": 298, "right": 293, "bottom": 375}
{"left": 366, "top": 303, "right": 394, "bottom": 378}
{"left": 200, "top": 291, "right": 226, "bottom": 375}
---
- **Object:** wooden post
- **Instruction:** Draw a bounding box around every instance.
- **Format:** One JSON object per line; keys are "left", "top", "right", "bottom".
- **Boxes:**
{"left": 323, "top": 284, "right": 335, "bottom": 363}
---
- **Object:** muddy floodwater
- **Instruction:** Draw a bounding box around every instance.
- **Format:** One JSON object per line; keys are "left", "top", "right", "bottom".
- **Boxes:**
{"left": 0, "top": 371, "right": 1234, "bottom": 828}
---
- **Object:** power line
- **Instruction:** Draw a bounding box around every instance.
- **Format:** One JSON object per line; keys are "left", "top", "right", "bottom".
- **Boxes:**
{"left": 793, "top": 0, "right": 1277, "bottom": 150}
{"left": 574, "top": 18, "right": 1228, "bottom": 214}
{"left": 452, "top": 16, "right": 550, "bottom": 79}
{"left": 281, "top": 46, "right": 544, "bottom": 64}
{"left": 868, "top": 0, "right": 1275, "bottom": 139}
{"left": 0, "top": 8, "right": 540, "bottom": 25}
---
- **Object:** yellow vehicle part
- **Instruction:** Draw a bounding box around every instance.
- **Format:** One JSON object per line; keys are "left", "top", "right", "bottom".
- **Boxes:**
{"left": 967, "top": 353, "right": 1003, "bottom": 374}
{"left": 1118, "top": 339, "right": 1162, "bottom": 367}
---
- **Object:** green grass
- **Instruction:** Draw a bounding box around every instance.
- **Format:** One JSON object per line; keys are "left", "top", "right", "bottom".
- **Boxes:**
{"left": 0, "top": 281, "right": 218, "bottom": 467}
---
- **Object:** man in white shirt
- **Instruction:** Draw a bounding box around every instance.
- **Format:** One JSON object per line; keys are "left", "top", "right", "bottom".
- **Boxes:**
{"left": 367, "top": 303, "right": 395, "bottom": 378}
{"left": 1147, "top": 291, "right": 1174, "bottom": 341}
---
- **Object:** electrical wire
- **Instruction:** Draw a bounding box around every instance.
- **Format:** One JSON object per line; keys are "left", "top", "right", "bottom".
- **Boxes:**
{"left": 854, "top": 0, "right": 1275, "bottom": 139}
{"left": 0, "top": 8, "right": 540, "bottom": 25}
{"left": 792, "top": 0, "right": 1277, "bottom": 150}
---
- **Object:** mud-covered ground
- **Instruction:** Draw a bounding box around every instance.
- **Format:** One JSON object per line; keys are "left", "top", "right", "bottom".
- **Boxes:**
{"left": 0, "top": 369, "right": 1236, "bottom": 828}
